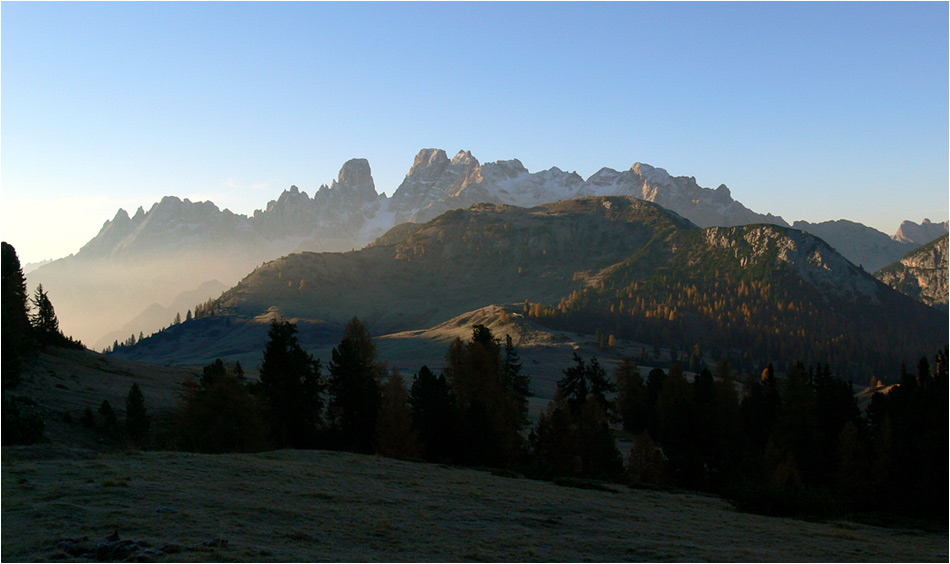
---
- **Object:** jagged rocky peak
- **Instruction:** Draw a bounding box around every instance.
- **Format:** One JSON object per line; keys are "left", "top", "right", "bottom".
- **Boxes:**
{"left": 131, "top": 206, "right": 146, "bottom": 223}
{"left": 631, "top": 162, "right": 673, "bottom": 186}
{"left": 408, "top": 148, "right": 450, "bottom": 176}
{"left": 265, "top": 185, "right": 311, "bottom": 212}
{"left": 330, "top": 158, "right": 377, "bottom": 200}
{"left": 480, "top": 158, "right": 530, "bottom": 182}
{"left": 111, "top": 208, "right": 131, "bottom": 224}
{"left": 451, "top": 149, "right": 479, "bottom": 167}
{"left": 893, "top": 218, "right": 950, "bottom": 245}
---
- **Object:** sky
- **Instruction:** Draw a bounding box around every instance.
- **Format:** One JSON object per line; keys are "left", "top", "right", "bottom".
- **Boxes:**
{"left": 2, "top": 1, "right": 948, "bottom": 264}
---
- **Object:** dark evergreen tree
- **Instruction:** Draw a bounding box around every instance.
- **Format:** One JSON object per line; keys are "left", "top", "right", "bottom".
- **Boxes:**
{"left": 327, "top": 317, "right": 381, "bottom": 453}
{"left": 559, "top": 353, "right": 590, "bottom": 415}
{"left": 408, "top": 365, "right": 458, "bottom": 462}
{"left": 503, "top": 334, "right": 531, "bottom": 428}
{"left": 98, "top": 399, "right": 118, "bottom": 432}
{"left": 529, "top": 395, "right": 577, "bottom": 478}
{"left": 1, "top": 242, "right": 33, "bottom": 388}
{"left": 444, "top": 325, "right": 526, "bottom": 467}
{"left": 740, "top": 363, "right": 780, "bottom": 453}
{"left": 176, "top": 361, "right": 270, "bottom": 453}
{"left": 643, "top": 367, "right": 667, "bottom": 437}
{"left": 125, "top": 382, "right": 150, "bottom": 447}
{"left": 558, "top": 353, "right": 614, "bottom": 417}
{"left": 259, "top": 320, "right": 324, "bottom": 448}
{"left": 2, "top": 398, "right": 47, "bottom": 445}
{"left": 375, "top": 369, "right": 422, "bottom": 459}
{"left": 30, "top": 284, "right": 60, "bottom": 344}
{"left": 654, "top": 364, "right": 702, "bottom": 486}
{"left": 201, "top": 358, "right": 227, "bottom": 389}
{"left": 529, "top": 393, "right": 622, "bottom": 480}
{"left": 615, "top": 357, "right": 647, "bottom": 434}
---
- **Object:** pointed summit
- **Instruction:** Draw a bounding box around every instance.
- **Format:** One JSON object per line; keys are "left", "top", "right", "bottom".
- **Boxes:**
{"left": 451, "top": 150, "right": 479, "bottom": 167}
{"left": 329, "top": 158, "right": 377, "bottom": 202}
{"left": 406, "top": 149, "right": 450, "bottom": 179}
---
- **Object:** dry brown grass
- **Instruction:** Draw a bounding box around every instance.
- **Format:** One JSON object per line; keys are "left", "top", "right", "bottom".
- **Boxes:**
{"left": 3, "top": 447, "right": 945, "bottom": 562}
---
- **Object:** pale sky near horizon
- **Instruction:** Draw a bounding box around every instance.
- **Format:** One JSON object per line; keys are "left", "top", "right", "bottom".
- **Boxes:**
{"left": 2, "top": 1, "right": 948, "bottom": 264}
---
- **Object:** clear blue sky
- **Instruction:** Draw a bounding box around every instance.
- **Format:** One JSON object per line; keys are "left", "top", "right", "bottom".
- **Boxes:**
{"left": 2, "top": 1, "right": 948, "bottom": 263}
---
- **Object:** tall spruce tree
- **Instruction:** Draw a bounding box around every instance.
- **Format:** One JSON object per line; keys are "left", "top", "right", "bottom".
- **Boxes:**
{"left": 503, "top": 334, "right": 530, "bottom": 428}
{"left": 408, "top": 365, "right": 458, "bottom": 462}
{"left": 125, "top": 382, "right": 150, "bottom": 447}
{"left": 30, "top": 284, "right": 60, "bottom": 344}
{"left": 259, "top": 320, "right": 323, "bottom": 448}
{"left": 1, "top": 242, "right": 32, "bottom": 388}
{"left": 327, "top": 317, "right": 381, "bottom": 453}
{"left": 374, "top": 369, "right": 422, "bottom": 459}
{"left": 444, "top": 325, "right": 525, "bottom": 467}
{"left": 558, "top": 353, "right": 615, "bottom": 417}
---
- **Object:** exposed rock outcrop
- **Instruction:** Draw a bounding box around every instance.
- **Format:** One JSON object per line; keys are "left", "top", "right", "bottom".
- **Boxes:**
{"left": 875, "top": 234, "right": 948, "bottom": 310}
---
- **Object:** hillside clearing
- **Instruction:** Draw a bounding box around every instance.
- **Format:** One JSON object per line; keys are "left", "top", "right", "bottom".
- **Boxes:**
{"left": 2, "top": 447, "right": 945, "bottom": 562}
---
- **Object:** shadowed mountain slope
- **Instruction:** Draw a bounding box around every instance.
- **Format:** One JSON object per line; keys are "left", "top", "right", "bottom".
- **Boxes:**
{"left": 114, "top": 197, "right": 946, "bottom": 381}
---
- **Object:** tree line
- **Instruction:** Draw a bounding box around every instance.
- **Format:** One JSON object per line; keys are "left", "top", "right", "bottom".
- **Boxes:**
{"left": 166, "top": 314, "right": 946, "bottom": 521}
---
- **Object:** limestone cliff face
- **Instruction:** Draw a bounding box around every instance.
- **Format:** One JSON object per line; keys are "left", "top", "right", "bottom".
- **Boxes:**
{"left": 875, "top": 234, "right": 949, "bottom": 310}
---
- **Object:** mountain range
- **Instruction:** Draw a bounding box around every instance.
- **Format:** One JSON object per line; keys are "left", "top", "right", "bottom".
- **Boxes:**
{"left": 111, "top": 196, "right": 946, "bottom": 384}
{"left": 26, "top": 148, "right": 947, "bottom": 348}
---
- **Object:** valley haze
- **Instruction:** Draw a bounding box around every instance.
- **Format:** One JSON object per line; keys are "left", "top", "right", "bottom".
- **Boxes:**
{"left": 22, "top": 150, "right": 949, "bottom": 351}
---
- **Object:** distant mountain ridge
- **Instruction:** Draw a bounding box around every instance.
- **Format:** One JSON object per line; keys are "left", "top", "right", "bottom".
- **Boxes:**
{"left": 892, "top": 218, "right": 949, "bottom": 246}
{"left": 77, "top": 148, "right": 794, "bottom": 263}
{"left": 115, "top": 196, "right": 946, "bottom": 382}
{"left": 28, "top": 148, "right": 946, "bottom": 347}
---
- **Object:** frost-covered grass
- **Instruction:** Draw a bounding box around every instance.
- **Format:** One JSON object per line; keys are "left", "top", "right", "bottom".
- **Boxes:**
{"left": 3, "top": 447, "right": 946, "bottom": 562}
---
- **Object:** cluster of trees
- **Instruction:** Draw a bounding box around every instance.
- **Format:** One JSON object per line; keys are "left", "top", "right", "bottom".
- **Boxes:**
{"left": 530, "top": 261, "right": 945, "bottom": 384}
{"left": 103, "top": 332, "right": 146, "bottom": 354}
{"left": 612, "top": 351, "right": 948, "bottom": 520}
{"left": 103, "top": 299, "right": 223, "bottom": 354}
{"left": 167, "top": 312, "right": 946, "bottom": 521}
{"left": 2, "top": 242, "right": 83, "bottom": 389}
{"left": 171, "top": 319, "right": 533, "bottom": 470}
{"left": 75, "top": 384, "right": 151, "bottom": 448}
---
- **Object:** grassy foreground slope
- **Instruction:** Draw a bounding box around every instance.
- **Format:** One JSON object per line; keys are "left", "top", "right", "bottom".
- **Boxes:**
{"left": 3, "top": 447, "right": 945, "bottom": 562}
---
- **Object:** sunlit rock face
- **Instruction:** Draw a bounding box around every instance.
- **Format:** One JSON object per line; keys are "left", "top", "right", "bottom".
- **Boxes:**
{"left": 875, "top": 234, "right": 949, "bottom": 310}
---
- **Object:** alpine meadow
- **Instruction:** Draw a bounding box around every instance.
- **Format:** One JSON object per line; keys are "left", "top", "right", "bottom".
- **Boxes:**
{"left": 2, "top": 3, "right": 948, "bottom": 562}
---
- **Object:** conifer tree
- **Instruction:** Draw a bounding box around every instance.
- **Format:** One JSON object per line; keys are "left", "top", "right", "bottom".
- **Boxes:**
{"left": 30, "top": 284, "right": 61, "bottom": 345}
{"left": 98, "top": 399, "right": 118, "bottom": 431}
{"left": 374, "top": 369, "right": 422, "bottom": 459}
{"left": 409, "top": 365, "right": 458, "bottom": 462}
{"left": 615, "top": 357, "right": 646, "bottom": 434}
{"left": 175, "top": 360, "right": 269, "bottom": 453}
{"left": 125, "top": 382, "right": 150, "bottom": 447}
{"left": 558, "top": 353, "right": 614, "bottom": 417}
{"left": 1, "top": 242, "right": 32, "bottom": 387}
{"left": 503, "top": 334, "right": 530, "bottom": 427}
{"left": 327, "top": 317, "right": 381, "bottom": 453}
{"left": 444, "top": 325, "right": 525, "bottom": 466}
{"left": 259, "top": 320, "right": 324, "bottom": 448}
